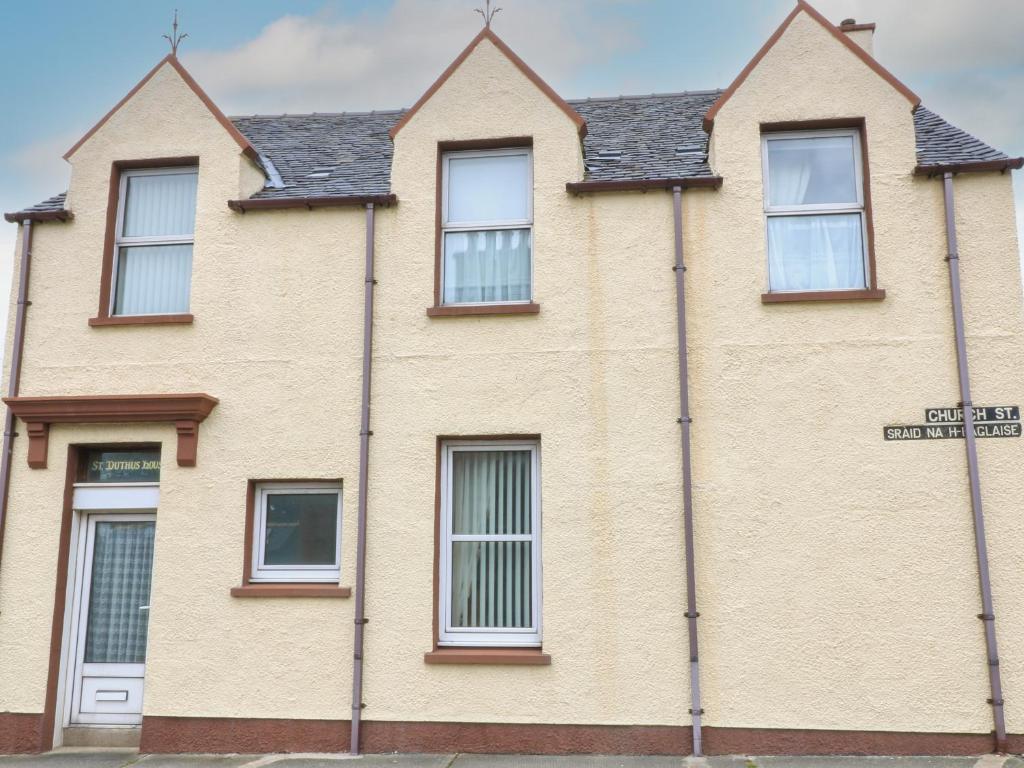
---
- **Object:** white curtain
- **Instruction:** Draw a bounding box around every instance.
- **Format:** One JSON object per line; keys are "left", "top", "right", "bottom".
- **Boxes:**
{"left": 84, "top": 521, "right": 155, "bottom": 664}
{"left": 767, "top": 214, "right": 865, "bottom": 291}
{"left": 115, "top": 244, "right": 193, "bottom": 315}
{"left": 451, "top": 450, "right": 532, "bottom": 629}
{"left": 443, "top": 229, "right": 531, "bottom": 304}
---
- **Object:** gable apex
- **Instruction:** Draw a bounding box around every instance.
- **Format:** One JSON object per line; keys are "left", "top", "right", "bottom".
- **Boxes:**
{"left": 63, "top": 54, "right": 259, "bottom": 162}
{"left": 388, "top": 27, "right": 587, "bottom": 140}
{"left": 702, "top": 0, "right": 920, "bottom": 133}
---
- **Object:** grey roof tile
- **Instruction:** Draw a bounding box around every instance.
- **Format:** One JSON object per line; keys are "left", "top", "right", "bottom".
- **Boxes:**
{"left": 569, "top": 91, "right": 722, "bottom": 181}
{"left": 230, "top": 111, "right": 404, "bottom": 199}
{"left": 12, "top": 95, "right": 1019, "bottom": 212}
{"left": 912, "top": 106, "right": 1013, "bottom": 167}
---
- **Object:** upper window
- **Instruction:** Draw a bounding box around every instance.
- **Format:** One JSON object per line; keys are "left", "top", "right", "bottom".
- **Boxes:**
{"left": 439, "top": 440, "right": 541, "bottom": 647}
{"left": 441, "top": 149, "right": 533, "bottom": 306}
{"left": 251, "top": 482, "right": 342, "bottom": 582}
{"left": 112, "top": 167, "right": 198, "bottom": 316}
{"left": 762, "top": 130, "right": 867, "bottom": 293}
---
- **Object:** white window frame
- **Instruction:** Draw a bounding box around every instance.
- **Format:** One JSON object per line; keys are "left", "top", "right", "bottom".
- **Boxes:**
{"left": 111, "top": 166, "right": 198, "bottom": 317}
{"left": 761, "top": 128, "right": 869, "bottom": 292}
{"left": 440, "top": 148, "right": 534, "bottom": 307}
{"left": 439, "top": 439, "right": 541, "bottom": 647}
{"left": 251, "top": 482, "right": 342, "bottom": 583}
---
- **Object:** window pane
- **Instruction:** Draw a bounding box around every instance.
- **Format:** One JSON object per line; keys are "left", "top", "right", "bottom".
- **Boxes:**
{"left": 263, "top": 493, "right": 338, "bottom": 566}
{"left": 84, "top": 521, "right": 155, "bottom": 664}
{"left": 452, "top": 450, "right": 532, "bottom": 535}
{"left": 451, "top": 541, "right": 531, "bottom": 628}
{"left": 448, "top": 154, "right": 529, "bottom": 223}
{"left": 767, "top": 135, "right": 857, "bottom": 206}
{"left": 114, "top": 244, "right": 192, "bottom": 315}
{"left": 122, "top": 172, "right": 198, "bottom": 237}
{"left": 767, "top": 213, "right": 865, "bottom": 291}
{"left": 443, "top": 229, "right": 531, "bottom": 304}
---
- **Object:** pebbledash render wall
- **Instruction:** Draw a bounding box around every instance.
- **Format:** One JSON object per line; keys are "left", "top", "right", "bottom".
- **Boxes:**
{"left": 2, "top": 4, "right": 1024, "bottom": 757}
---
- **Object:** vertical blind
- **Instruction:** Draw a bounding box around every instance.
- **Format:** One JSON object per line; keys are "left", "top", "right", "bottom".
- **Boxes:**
{"left": 84, "top": 521, "right": 155, "bottom": 664}
{"left": 450, "top": 449, "right": 533, "bottom": 630}
{"left": 115, "top": 170, "right": 197, "bottom": 315}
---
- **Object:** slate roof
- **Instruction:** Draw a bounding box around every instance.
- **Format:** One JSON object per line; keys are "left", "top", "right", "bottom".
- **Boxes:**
{"left": 231, "top": 111, "right": 403, "bottom": 199}
{"left": 912, "top": 106, "right": 1015, "bottom": 168}
{"left": 3, "top": 192, "right": 70, "bottom": 223}
{"left": 569, "top": 91, "right": 721, "bottom": 182}
{"left": 8, "top": 96, "right": 1020, "bottom": 215}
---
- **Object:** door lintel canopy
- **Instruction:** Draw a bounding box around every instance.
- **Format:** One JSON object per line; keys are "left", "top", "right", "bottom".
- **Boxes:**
{"left": 3, "top": 393, "right": 219, "bottom": 469}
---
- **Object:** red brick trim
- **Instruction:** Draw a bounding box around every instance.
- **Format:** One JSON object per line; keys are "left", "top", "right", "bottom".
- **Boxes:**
{"left": 762, "top": 289, "right": 886, "bottom": 303}
{"left": 138, "top": 717, "right": 1015, "bottom": 756}
{"left": 230, "top": 584, "right": 351, "bottom": 598}
{"left": 3, "top": 394, "right": 218, "bottom": 468}
{"left": 0, "top": 713, "right": 44, "bottom": 754}
{"left": 424, "top": 647, "right": 551, "bottom": 665}
{"left": 389, "top": 28, "right": 585, "bottom": 140}
{"left": 64, "top": 56, "right": 257, "bottom": 162}
{"left": 703, "top": 1, "right": 919, "bottom": 133}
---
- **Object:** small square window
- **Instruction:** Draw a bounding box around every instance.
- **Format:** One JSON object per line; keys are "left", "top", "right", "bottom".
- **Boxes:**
{"left": 441, "top": 149, "right": 533, "bottom": 306}
{"left": 251, "top": 482, "right": 341, "bottom": 582}
{"left": 762, "top": 130, "right": 868, "bottom": 293}
{"left": 112, "top": 167, "right": 198, "bottom": 316}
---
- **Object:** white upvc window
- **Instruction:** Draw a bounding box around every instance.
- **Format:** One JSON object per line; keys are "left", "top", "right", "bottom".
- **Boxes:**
{"left": 441, "top": 149, "right": 533, "bottom": 306}
{"left": 112, "top": 167, "right": 198, "bottom": 316}
{"left": 251, "top": 482, "right": 342, "bottom": 583}
{"left": 439, "top": 440, "right": 541, "bottom": 647}
{"left": 761, "top": 129, "right": 868, "bottom": 292}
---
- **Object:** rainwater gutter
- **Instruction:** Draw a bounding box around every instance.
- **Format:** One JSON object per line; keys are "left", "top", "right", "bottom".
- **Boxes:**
{"left": 940, "top": 171, "right": 1007, "bottom": 753}
{"left": 0, "top": 219, "right": 36, "bottom": 572}
{"left": 672, "top": 185, "right": 704, "bottom": 756}
{"left": 349, "top": 202, "right": 376, "bottom": 754}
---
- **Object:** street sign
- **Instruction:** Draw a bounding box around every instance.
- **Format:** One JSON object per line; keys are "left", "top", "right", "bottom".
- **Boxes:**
{"left": 924, "top": 406, "right": 1019, "bottom": 424}
{"left": 884, "top": 405, "right": 1020, "bottom": 442}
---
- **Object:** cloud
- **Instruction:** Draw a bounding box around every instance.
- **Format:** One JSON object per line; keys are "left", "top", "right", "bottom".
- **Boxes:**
{"left": 182, "top": 0, "right": 640, "bottom": 115}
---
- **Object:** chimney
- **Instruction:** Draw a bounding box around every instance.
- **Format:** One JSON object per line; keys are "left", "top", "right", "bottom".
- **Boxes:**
{"left": 839, "top": 18, "right": 875, "bottom": 56}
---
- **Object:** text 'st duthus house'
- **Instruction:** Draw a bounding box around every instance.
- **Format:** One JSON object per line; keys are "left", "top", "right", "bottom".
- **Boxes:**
{"left": 2, "top": 1, "right": 1023, "bottom": 757}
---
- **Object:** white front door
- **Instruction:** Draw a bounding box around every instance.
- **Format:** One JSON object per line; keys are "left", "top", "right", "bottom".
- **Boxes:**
{"left": 68, "top": 512, "right": 156, "bottom": 725}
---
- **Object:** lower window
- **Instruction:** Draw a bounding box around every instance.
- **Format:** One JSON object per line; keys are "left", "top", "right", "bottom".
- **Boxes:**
{"left": 251, "top": 482, "right": 341, "bottom": 582}
{"left": 439, "top": 439, "right": 541, "bottom": 647}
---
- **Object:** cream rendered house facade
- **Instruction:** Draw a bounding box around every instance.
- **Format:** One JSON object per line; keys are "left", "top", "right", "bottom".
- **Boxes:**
{"left": 1, "top": 1, "right": 1023, "bottom": 756}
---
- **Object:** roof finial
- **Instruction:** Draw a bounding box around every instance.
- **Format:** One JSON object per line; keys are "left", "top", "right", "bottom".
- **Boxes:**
{"left": 163, "top": 9, "right": 189, "bottom": 56}
{"left": 474, "top": 0, "right": 502, "bottom": 28}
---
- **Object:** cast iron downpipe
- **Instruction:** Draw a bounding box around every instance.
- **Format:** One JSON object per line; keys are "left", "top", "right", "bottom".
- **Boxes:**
{"left": 672, "top": 186, "right": 704, "bottom": 755}
{"left": 350, "top": 203, "right": 376, "bottom": 754}
{"left": 940, "top": 172, "right": 1007, "bottom": 753}
{"left": 0, "top": 219, "right": 34, "bottom": 572}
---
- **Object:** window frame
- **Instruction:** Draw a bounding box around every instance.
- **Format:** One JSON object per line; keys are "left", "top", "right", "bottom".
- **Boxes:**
{"left": 439, "top": 147, "right": 534, "bottom": 308}
{"left": 438, "top": 439, "right": 542, "bottom": 648}
{"left": 760, "top": 127, "right": 870, "bottom": 295}
{"left": 109, "top": 165, "right": 198, "bottom": 318}
{"left": 250, "top": 481, "right": 342, "bottom": 583}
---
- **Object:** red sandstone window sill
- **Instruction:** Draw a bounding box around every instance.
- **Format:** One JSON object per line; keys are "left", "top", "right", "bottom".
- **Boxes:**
{"left": 230, "top": 584, "right": 352, "bottom": 598}
{"left": 426, "top": 303, "right": 540, "bottom": 317}
{"left": 89, "top": 313, "right": 194, "bottom": 327}
{"left": 761, "top": 289, "right": 886, "bottom": 304}
{"left": 423, "top": 647, "right": 551, "bottom": 665}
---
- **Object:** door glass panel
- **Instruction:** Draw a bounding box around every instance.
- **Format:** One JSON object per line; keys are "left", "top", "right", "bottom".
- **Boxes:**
{"left": 84, "top": 521, "right": 156, "bottom": 664}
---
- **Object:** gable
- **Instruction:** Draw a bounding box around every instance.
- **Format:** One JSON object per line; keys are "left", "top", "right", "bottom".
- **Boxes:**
{"left": 703, "top": 0, "right": 919, "bottom": 132}
{"left": 63, "top": 55, "right": 258, "bottom": 162}
{"left": 389, "top": 27, "right": 586, "bottom": 140}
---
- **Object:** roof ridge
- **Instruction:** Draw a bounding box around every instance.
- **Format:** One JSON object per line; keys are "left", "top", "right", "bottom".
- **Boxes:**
{"left": 230, "top": 108, "right": 408, "bottom": 120}
{"left": 567, "top": 89, "right": 724, "bottom": 104}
